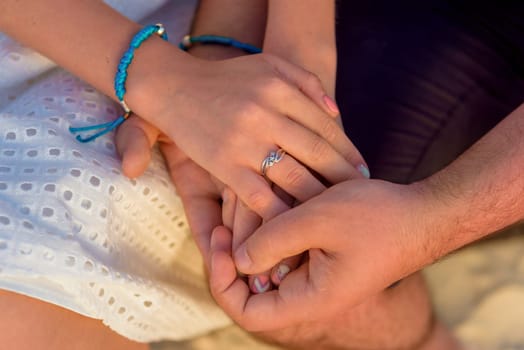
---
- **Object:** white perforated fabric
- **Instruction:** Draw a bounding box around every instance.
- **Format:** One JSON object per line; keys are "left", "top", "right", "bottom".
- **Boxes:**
{"left": 0, "top": 0, "right": 231, "bottom": 342}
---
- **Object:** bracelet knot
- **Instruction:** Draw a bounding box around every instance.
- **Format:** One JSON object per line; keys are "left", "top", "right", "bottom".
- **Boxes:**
{"left": 70, "top": 24, "right": 168, "bottom": 143}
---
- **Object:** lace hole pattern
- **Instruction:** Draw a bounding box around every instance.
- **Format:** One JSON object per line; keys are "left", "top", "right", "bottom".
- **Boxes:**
{"left": 0, "top": 3, "right": 231, "bottom": 339}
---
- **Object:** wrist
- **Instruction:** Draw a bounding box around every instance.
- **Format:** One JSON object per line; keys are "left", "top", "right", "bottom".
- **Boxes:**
{"left": 411, "top": 113, "right": 524, "bottom": 266}
{"left": 123, "top": 38, "right": 196, "bottom": 129}
{"left": 124, "top": 35, "right": 256, "bottom": 136}
{"left": 365, "top": 181, "right": 444, "bottom": 276}
{"left": 186, "top": 43, "right": 250, "bottom": 60}
{"left": 407, "top": 176, "right": 471, "bottom": 266}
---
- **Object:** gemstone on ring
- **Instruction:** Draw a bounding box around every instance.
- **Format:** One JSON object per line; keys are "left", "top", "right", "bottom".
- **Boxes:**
{"left": 261, "top": 149, "right": 286, "bottom": 176}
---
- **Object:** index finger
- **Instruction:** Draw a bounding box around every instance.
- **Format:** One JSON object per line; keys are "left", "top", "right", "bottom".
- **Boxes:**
{"left": 272, "top": 81, "right": 366, "bottom": 169}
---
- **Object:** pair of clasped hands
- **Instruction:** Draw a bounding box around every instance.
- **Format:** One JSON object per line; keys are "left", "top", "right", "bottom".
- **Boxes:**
{"left": 115, "top": 50, "right": 413, "bottom": 339}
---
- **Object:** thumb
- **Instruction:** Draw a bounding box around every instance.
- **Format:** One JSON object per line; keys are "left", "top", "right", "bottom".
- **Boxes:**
{"left": 210, "top": 226, "right": 324, "bottom": 331}
{"left": 115, "top": 114, "right": 159, "bottom": 178}
{"left": 233, "top": 206, "right": 331, "bottom": 275}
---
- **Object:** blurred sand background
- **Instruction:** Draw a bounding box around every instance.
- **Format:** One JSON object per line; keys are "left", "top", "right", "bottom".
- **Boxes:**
{"left": 152, "top": 226, "right": 524, "bottom": 350}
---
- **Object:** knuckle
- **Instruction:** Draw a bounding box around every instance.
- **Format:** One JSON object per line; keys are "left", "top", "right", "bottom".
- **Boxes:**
{"left": 285, "top": 165, "right": 309, "bottom": 189}
{"left": 261, "top": 76, "right": 289, "bottom": 98}
{"left": 253, "top": 231, "right": 276, "bottom": 259}
{"left": 242, "top": 226, "right": 277, "bottom": 269}
{"left": 245, "top": 187, "right": 271, "bottom": 214}
{"left": 263, "top": 75, "right": 283, "bottom": 91}
{"left": 221, "top": 104, "right": 265, "bottom": 147}
{"left": 341, "top": 147, "right": 355, "bottom": 162}
{"left": 235, "top": 100, "right": 263, "bottom": 124}
{"left": 309, "top": 136, "right": 331, "bottom": 162}
{"left": 320, "top": 118, "right": 339, "bottom": 144}
{"left": 336, "top": 139, "right": 356, "bottom": 163}
{"left": 304, "top": 71, "right": 323, "bottom": 89}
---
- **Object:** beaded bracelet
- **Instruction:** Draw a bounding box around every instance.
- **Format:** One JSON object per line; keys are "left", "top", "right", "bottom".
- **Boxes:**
{"left": 70, "top": 24, "right": 168, "bottom": 143}
{"left": 179, "top": 35, "right": 261, "bottom": 54}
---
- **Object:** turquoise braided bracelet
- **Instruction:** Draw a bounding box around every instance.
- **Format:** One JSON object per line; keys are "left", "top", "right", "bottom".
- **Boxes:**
{"left": 70, "top": 24, "right": 168, "bottom": 143}
{"left": 179, "top": 35, "right": 261, "bottom": 54}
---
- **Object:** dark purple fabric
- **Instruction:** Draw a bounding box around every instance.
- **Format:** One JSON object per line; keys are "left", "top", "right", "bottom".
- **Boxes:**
{"left": 336, "top": 1, "right": 524, "bottom": 183}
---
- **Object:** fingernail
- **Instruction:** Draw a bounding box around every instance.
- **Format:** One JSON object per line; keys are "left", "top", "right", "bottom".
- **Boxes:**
{"left": 234, "top": 245, "right": 252, "bottom": 270}
{"left": 275, "top": 264, "right": 290, "bottom": 283}
{"left": 357, "top": 164, "right": 370, "bottom": 179}
{"left": 252, "top": 275, "right": 271, "bottom": 293}
{"left": 323, "top": 95, "right": 340, "bottom": 115}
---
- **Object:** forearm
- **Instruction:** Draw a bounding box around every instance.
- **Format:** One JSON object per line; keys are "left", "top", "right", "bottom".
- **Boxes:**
{"left": 420, "top": 103, "right": 524, "bottom": 261}
{"left": 189, "top": 0, "right": 266, "bottom": 60}
{"left": 0, "top": 0, "right": 187, "bottom": 125}
{"left": 265, "top": 1, "right": 336, "bottom": 95}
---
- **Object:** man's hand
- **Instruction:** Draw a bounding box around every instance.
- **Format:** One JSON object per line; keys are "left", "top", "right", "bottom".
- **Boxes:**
{"left": 208, "top": 179, "right": 436, "bottom": 331}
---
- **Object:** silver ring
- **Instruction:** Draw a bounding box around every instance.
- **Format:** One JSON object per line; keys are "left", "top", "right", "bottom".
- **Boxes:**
{"left": 261, "top": 149, "right": 286, "bottom": 176}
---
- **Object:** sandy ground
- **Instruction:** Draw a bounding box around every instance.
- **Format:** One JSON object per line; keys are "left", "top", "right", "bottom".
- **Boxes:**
{"left": 427, "top": 226, "right": 524, "bottom": 350}
{"left": 152, "top": 226, "right": 524, "bottom": 350}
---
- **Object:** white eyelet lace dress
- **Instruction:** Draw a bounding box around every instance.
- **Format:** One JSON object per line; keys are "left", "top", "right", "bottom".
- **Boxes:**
{"left": 0, "top": 0, "right": 232, "bottom": 342}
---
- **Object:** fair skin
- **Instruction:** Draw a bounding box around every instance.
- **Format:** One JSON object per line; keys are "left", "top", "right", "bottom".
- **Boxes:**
{"left": 123, "top": 2, "right": 463, "bottom": 349}
{"left": 265, "top": 0, "right": 337, "bottom": 95}
{"left": 0, "top": 1, "right": 264, "bottom": 348}
{"left": 0, "top": 0, "right": 365, "bottom": 223}
{"left": 0, "top": 1, "right": 271, "bottom": 349}
{"left": 0, "top": 2, "right": 366, "bottom": 347}
{"left": 0, "top": 1, "right": 324, "bottom": 350}
{"left": 0, "top": 1, "right": 340, "bottom": 348}
{"left": 208, "top": 104, "right": 524, "bottom": 347}
{"left": 225, "top": 0, "right": 342, "bottom": 294}
{"left": 157, "top": 146, "right": 461, "bottom": 349}
{"left": 214, "top": 2, "right": 462, "bottom": 349}
{"left": 0, "top": 2, "right": 494, "bottom": 349}
{"left": 117, "top": 0, "right": 272, "bottom": 268}
{"left": 0, "top": 290, "right": 148, "bottom": 350}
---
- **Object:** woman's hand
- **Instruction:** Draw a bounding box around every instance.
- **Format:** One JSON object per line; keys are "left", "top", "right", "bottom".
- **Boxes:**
{"left": 137, "top": 53, "right": 366, "bottom": 221}
{"left": 0, "top": 1, "right": 364, "bottom": 224}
